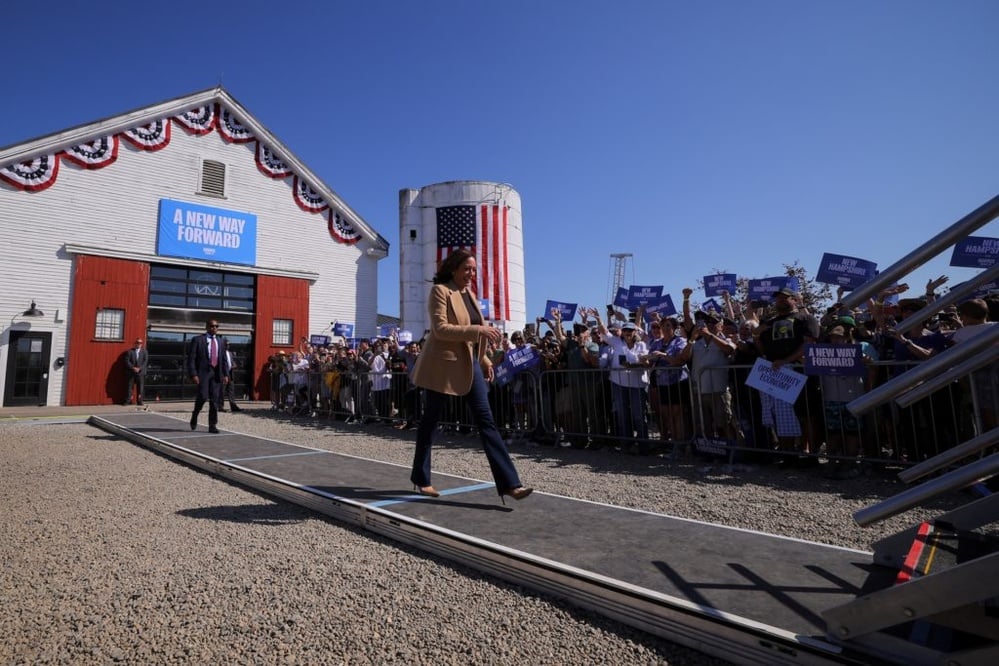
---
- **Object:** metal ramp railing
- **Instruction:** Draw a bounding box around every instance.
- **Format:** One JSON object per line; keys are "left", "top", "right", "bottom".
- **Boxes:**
{"left": 820, "top": 195, "right": 999, "bottom": 666}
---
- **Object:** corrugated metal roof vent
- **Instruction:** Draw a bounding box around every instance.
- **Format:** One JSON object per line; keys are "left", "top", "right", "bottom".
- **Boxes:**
{"left": 199, "top": 159, "right": 226, "bottom": 197}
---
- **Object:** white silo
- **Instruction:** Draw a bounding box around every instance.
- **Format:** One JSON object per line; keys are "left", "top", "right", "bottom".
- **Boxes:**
{"left": 399, "top": 181, "right": 525, "bottom": 337}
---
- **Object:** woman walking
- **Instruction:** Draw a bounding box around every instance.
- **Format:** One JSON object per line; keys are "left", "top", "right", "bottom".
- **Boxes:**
{"left": 410, "top": 249, "right": 533, "bottom": 504}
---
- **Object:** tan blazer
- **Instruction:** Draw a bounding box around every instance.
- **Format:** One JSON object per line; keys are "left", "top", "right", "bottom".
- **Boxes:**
{"left": 411, "top": 282, "right": 491, "bottom": 396}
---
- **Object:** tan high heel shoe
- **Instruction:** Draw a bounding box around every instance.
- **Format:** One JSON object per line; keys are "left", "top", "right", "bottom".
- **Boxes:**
{"left": 500, "top": 486, "right": 533, "bottom": 505}
{"left": 414, "top": 485, "right": 440, "bottom": 498}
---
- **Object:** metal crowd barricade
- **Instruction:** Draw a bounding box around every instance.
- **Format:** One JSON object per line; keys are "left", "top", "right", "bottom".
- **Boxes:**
{"left": 268, "top": 356, "right": 993, "bottom": 471}
{"left": 490, "top": 370, "right": 542, "bottom": 440}
{"left": 684, "top": 357, "right": 988, "bottom": 467}
{"left": 536, "top": 368, "right": 615, "bottom": 447}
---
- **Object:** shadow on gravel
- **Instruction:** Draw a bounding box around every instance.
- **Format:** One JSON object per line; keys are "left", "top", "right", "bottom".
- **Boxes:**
{"left": 177, "top": 502, "right": 308, "bottom": 525}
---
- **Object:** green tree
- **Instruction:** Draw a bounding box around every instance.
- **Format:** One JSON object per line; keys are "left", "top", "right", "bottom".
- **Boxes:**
{"left": 699, "top": 260, "right": 833, "bottom": 316}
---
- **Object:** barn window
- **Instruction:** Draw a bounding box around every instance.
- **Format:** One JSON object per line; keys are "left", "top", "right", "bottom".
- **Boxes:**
{"left": 272, "top": 319, "right": 293, "bottom": 346}
{"left": 94, "top": 308, "right": 125, "bottom": 341}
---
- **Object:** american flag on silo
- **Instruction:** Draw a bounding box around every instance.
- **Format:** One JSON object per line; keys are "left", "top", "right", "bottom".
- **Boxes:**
{"left": 436, "top": 204, "right": 510, "bottom": 321}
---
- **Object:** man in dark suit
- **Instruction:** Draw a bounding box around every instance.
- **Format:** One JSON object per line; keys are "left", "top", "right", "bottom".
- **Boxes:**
{"left": 186, "top": 319, "right": 229, "bottom": 433}
{"left": 124, "top": 338, "right": 148, "bottom": 405}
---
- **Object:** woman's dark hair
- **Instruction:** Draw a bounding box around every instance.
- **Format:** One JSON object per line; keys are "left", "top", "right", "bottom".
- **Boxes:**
{"left": 433, "top": 248, "right": 474, "bottom": 285}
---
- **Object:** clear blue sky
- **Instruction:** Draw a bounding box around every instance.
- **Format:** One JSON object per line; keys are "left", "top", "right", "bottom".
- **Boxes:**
{"left": 4, "top": 1, "right": 997, "bottom": 320}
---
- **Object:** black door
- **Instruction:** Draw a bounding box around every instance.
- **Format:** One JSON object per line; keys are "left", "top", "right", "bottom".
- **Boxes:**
{"left": 4, "top": 330, "right": 52, "bottom": 406}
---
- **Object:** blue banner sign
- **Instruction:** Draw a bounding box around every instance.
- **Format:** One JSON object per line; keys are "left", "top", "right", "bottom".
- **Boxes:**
{"left": 703, "top": 273, "right": 737, "bottom": 297}
{"left": 158, "top": 199, "right": 257, "bottom": 265}
{"left": 748, "top": 276, "right": 800, "bottom": 303}
{"left": 396, "top": 329, "right": 414, "bottom": 344}
{"left": 544, "top": 300, "right": 577, "bottom": 322}
{"left": 643, "top": 295, "right": 676, "bottom": 322}
{"left": 815, "top": 253, "right": 878, "bottom": 290}
{"left": 613, "top": 287, "right": 629, "bottom": 308}
{"left": 627, "top": 285, "right": 663, "bottom": 307}
{"left": 493, "top": 345, "right": 542, "bottom": 387}
{"left": 950, "top": 236, "right": 999, "bottom": 268}
{"left": 803, "top": 343, "right": 867, "bottom": 376}
{"left": 310, "top": 335, "right": 331, "bottom": 346}
{"left": 333, "top": 322, "right": 354, "bottom": 338}
{"left": 479, "top": 299, "right": 490, "bottom": 319}
{"left": 701, "top": 297, "right": 722, "bottom": 314}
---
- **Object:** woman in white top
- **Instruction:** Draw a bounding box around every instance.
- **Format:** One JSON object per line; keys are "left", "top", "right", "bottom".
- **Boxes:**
{"left": 595, "top": 314, "right": 649, "bottom": 441}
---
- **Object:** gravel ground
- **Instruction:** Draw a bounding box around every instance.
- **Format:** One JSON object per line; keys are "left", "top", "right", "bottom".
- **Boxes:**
{"left": 1, "top": 404, "right": 966, "bottom": 665}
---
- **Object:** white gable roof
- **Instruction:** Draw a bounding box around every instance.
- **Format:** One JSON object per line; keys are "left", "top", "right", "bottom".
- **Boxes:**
{"left": 0, "top": 86, "right": 389, "bottom": 253}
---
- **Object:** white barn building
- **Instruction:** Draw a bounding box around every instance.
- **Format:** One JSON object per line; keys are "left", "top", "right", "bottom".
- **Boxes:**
{"left": 0, "top": 87, "right": 389, "bottom": 407}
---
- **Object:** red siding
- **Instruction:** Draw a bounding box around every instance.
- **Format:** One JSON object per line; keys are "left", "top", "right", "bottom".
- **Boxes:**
{"left": 65, "top": 256, "right": 149, "bottom": 405}
{"left": 253, "top": 275, "right": 310, "bottom": 400}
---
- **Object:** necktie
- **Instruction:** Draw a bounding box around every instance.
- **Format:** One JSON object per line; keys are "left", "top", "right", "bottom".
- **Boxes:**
{"left": 210, "top": 337, "right": 218, "bottom": 367}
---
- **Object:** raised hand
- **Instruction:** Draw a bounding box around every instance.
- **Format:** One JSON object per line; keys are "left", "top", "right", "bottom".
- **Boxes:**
{"left": 927, "top": 275, "right": 949, "bottom": 293}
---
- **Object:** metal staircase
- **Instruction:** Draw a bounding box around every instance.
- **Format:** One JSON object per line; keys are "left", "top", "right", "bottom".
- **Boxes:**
{"left": 822, "top": 195, "right": 999, "bottom": 666}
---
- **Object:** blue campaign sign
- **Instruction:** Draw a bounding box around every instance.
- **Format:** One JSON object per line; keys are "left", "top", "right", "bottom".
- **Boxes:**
{"left": 701, "top": 297, "right": 722, "bottom": 313}
{"left": 703, "top": 273, "right": 737, "bottom": 297}
{"left": 973, "top": 280, "right": 999, "bottom": 298}
{"left": 377, "top": 324, "right": 396, "bottom": 338}
{"left": 804, "top": 343, "right": 867, "bottom": 376}
{"left": 333, "top": 322, "right": 354, "bottom": 338}
{"left": 493, "top": 345, "right": 541, "bottom": 387}
{"left": 158, "top": 199, "right": 257, "bottom": 265}
{"left": 506, "top": 345, "right": 541, "bottom": 370}
{"left": 613, "top": 287, "right": 629, "bottom": 308}
{"left": 954, "top": 278, "right": 999, "bottom": 299}
{"left": 643, "top": 294, "right": 676, "bottom": 322}
{"left": 493, "top": 362, "right": 514, "bottom": 387}
{"left": 950, "top": 236, "right": 999, "bottom": 268}
{"left": 628, "top": 285, "right": 663, "bottom": 307}
{"left": 479, "top": 299, "right": 490, "bottom": 319}
{"left": 815, "top": 253, "right": 878, "bottom": 290}
{"left": 748, "top": 276, "right": 800, "bottom": 303}
{"left": 544, "top": 300, "right": 577, "bottom": 321}
{"left": 396, "top": 329, "right": 414, "bottom": 344}
{"left": 310, "top": 335, "right": 331, "bottom": 346}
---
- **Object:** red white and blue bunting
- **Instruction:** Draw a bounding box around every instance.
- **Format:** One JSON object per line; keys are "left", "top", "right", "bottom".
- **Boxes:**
{"left": 0, "top": 102, "right": 362, "bottom": 244}
{"left": 122, "top": 120, "right": 171, "bottom": 151}
{"left": 62, "top": 135, "right": 119, "bottom": 169}
{"left": 293, "top": 175, "right": 328, "bottom": 213}
{"left": 329, "top": 209, "right": 361, "bottom": 244}
{"left": 0, "top": 154, "right": 60, "bottom": 192}
{"left": 255, "top": 143, "right": 292, "bottom": 178}
{"left": 218, "top": 107, "right": 254, "bottom": 143}
{"left": 174, "top": 105, "right": 216, "bottom": 135}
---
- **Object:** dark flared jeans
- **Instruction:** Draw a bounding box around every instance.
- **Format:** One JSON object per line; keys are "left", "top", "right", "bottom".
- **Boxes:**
{"left": 411, "top": 363, "right": 523, "bottom": 494}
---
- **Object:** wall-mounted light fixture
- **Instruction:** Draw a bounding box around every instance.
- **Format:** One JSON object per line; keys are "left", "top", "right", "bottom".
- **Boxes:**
{"left": 22, "top": 301, "right": 44, "bottom": 317}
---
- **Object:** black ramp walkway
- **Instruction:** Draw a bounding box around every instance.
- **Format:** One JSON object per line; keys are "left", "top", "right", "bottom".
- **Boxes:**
{"left": 90, "top": 411, "right": 882, "bottom": 665}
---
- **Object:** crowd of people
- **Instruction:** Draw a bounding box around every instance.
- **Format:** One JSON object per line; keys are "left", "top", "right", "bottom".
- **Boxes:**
{"left": 266, "top": 278, "right": 997, "bottom": 478}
